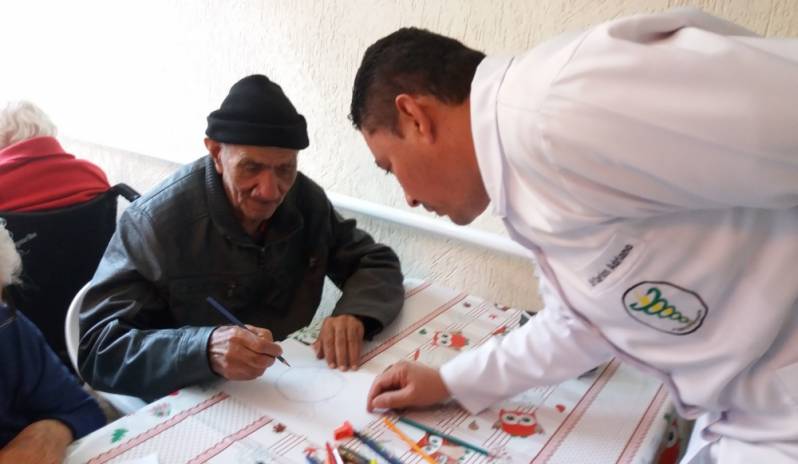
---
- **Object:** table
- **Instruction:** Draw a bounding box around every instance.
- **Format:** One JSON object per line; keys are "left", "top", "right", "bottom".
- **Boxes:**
{"left": 66, "top": 280, "right": 684, "bottom": 464}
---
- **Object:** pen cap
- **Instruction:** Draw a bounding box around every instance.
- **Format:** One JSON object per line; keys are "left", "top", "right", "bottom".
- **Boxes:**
{"left": 334, "top": 421, "right": 355, "bottom": 441}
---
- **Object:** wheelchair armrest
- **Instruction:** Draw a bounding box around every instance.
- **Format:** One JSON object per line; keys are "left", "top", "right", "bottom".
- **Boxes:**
{"left": 110, "top": 183, "right": 141, "bottom": 202}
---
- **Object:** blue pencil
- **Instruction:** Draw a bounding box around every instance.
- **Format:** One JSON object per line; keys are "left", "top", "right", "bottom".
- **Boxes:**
{"left": 352, "top": 430, "right": 403, "bottom": 464}
{"left": 206, "top": 296, "right": 290, "bottom": 366}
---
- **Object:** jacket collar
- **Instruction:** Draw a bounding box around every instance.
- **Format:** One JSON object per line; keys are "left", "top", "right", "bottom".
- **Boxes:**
{"left": 0, "top": 136, "right": 69, "bottom": 161}
{"left": 203, "top": 155, "right": 303, "bottom": 246}
{"left": 470, "top": 55, "right": 514, "bottom": 219}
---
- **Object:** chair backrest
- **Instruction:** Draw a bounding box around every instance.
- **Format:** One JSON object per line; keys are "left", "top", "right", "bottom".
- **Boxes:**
{"left": 65, "top": 281, "right": 148, "bottom": 415}
{"left": 1, "top": 183, "right": 139, "bottom": 370}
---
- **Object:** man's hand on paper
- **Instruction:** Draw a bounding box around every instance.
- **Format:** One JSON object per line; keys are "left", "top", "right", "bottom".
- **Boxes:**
{"left": 313, "top": 314, "right": 365, "bottom": 371}
{"left": 208, "top": 324, "right": 283, "bottom": 380}
{"left": 366, "top": 361, "right": 451, "bottom": 411}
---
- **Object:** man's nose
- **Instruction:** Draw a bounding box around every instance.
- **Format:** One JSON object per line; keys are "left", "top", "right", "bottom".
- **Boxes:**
{"left": 405, "top": 193, "right": 420, "bottom": 208}
{"left": 253, "top": 171, "right": 281, "bottom": 200}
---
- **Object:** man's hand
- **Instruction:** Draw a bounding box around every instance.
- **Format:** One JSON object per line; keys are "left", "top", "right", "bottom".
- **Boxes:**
{"left": 313, "top": 314, "right": 365, "bottom": 371}
{"left": 367, "top": 361, "right": 451, "bottom": 412}
{"left": 0, "top": 419, "right": 73, "bottom": 464}
{"left": 208, "top": 325, "right": 283, "bottom": 380}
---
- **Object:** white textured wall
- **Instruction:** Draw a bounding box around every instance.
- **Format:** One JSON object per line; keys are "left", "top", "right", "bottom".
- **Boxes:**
{"left": 59, "top": 137, "right": 538, "bottom": 316}
{"left": 3, "top": 1, "right": 797, "bottom": 311}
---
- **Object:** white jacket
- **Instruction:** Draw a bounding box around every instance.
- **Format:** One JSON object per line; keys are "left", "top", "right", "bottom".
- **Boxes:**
{"left": 441, "top": 7, "right": 798, "bottom": 452}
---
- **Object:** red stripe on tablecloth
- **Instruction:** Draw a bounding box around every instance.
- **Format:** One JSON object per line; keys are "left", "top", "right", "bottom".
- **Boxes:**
{"left": 187, "top": 416, "right": 272, "bottom": 463}
{"left": 359, "top": 293, "right": 467, "bottom": 365}
{"left": 615, "top": 385, "right": 669, "bottom": 463}
{"left": 532, "top": 359, "right": 621, "bottom": 463}
{"left": 405, "top": 281, "right": 432, "bottom": 298}
{"left": 470, "top": 311, "right": 522, "bottom": 349}
{"left": 88, "top": 392, "right": 230, "bottom": 464}
{"left": 271, "top": 432, "right": 308, "bottom": 456}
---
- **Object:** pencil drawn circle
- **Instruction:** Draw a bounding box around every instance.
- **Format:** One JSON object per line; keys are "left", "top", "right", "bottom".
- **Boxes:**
{"left": 275, "top": 367, "right": 345, "bottom": 403}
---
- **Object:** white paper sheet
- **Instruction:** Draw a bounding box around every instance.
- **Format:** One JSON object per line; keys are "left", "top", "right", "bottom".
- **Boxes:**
{"left": 221, "top": 339, "right": 378, "bottom": 443}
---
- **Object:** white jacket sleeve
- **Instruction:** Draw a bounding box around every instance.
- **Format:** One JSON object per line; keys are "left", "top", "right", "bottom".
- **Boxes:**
{"left": 530, "top": 10, "right": 798, "bottom": 218}
{"left": 440, "top": 285, "right": 613, "bottom": 414}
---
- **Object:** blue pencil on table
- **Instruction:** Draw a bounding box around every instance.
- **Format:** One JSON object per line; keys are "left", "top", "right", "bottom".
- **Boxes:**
{"left": 206, "top": 296, "right": 290, "bottom": 367}
{"left": 353, "top": 430, "right": 403, "bottom": 464}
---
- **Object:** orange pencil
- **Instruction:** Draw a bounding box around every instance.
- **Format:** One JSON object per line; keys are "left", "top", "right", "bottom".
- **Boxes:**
{"left": 381, "top": 417, "right": 437, "bottom": 464}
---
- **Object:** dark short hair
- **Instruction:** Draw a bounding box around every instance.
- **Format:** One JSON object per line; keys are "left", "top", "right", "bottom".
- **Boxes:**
{"left": 349, "top": 27, "right": 485, "bottom": 133}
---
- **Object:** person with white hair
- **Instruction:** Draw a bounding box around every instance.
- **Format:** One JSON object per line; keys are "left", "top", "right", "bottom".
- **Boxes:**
{"left": 0, "top": 220, "right": 105, "bottom": 463}
{"left": 0, "top": 101, "right": 110, "bottom": 212}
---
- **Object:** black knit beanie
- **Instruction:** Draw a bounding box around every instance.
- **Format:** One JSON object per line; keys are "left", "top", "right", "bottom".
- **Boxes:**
{"left": 206, "top": 75, "right": 309, "bottom": 149}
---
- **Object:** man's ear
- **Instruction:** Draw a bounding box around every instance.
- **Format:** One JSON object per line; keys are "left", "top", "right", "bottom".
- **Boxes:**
{"left": 394, "top": 94, "right": 434, "bottom": 143}
{"left": 204, "top": 138, "right": 224, "bottom": 174}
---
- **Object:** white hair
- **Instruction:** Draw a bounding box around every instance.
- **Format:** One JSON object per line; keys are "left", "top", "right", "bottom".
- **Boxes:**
{"left": 0, "top": 101, "right": 58, "bottom": 150}
{"left": 0, "top": 219, "right": 22, "bottom": 289}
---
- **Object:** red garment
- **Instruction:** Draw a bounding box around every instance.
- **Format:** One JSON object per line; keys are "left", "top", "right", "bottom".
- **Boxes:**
{"left": 0, "top": 136, "right": 110, "bottom": 212}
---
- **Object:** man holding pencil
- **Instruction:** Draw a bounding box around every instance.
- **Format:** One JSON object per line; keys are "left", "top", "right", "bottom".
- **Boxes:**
{"left": 78, "top": 75, "right": 404, "bottom": 401}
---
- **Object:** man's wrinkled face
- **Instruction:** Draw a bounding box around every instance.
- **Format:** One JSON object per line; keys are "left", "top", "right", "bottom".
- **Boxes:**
{"left": 362, "top": 128, "right": 484, "bottom": 225}
{"left": 209, "top": 141, "right": 298, "bottom": 228}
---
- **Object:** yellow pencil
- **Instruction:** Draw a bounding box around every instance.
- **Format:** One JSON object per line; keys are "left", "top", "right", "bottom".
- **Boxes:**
{"left": 381, "top": 417, "right": 438, "bottom": 464}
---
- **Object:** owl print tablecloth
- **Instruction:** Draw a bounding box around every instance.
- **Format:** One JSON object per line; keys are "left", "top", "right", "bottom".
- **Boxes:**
{"left": 66, "top": 280, "right": 680, "bottom": 464}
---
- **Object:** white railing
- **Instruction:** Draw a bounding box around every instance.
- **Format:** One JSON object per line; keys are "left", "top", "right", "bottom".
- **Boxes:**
{"left": 327, "top": 192, "right": 529, "bottom": 259}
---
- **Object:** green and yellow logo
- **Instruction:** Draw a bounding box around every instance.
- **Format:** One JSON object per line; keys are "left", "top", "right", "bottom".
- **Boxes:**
{"left": 622, "top": 282, "right": 707, "bottom": 335}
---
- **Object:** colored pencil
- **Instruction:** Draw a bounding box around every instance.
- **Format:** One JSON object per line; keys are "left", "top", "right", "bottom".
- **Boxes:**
{"left": 326, "top": 441, "right": 343, "bottom": 464}
{"left": 397, "top": 416, "right": 490, "bottom": 456}
{"left": 353, "top": 430, "right": 403, "bottom": 464}
{"left": 206, "top": 296, "right": 290, "bottom": 366}
{"left": 381, "top": 417, "right": 438, "bottom": 464}
{"left": 337, "top": 445, "right": 370, "bottom": 464}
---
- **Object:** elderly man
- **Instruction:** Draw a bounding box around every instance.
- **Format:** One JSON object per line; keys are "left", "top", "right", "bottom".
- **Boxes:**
{"left": 0, "top": 220, "right": 105, "bottom": 464}
{"left": 353, "top": 9, "right": 798, "bottom": 464}
{"left": 79, "top": 75, "right": 404, "bottom": 400}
